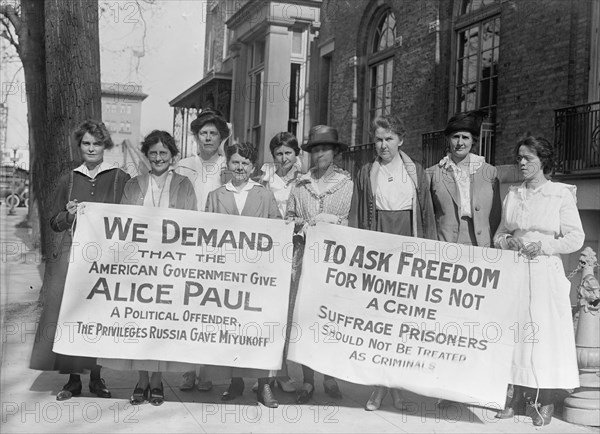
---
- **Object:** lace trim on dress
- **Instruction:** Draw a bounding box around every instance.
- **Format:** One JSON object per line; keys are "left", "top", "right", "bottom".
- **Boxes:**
{"left": 509, "top": 181, "right": 577, "bottom": 202}
{"left": 296, "top": 165, "right": 352, "bottom": 200}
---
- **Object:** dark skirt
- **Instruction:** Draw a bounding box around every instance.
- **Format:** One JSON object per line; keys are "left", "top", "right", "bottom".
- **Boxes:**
{"left": 375, "top": 209, "right": 412, "bottom": 236}
{"left": 29, "top": 231, "right": 97, "bottom": 373}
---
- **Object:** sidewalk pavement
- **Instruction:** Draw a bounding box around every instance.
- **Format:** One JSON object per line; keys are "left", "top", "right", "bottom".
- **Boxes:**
{"left": 1, "top": 204, "right": 598, "bottom": 433}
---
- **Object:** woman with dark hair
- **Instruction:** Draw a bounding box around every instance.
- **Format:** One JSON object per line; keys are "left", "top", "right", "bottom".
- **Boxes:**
{"left": 494, "top": 135, "right": 584, "bottom": 426}
{"left": 349, "top": 114, "right": 435, "bottom": 412}
{"left": 205, "top": 141, "right": 281, "bottom": 408}
{"left": 29, "top": 120, "right": 130, "bottom": 401}
{"left": 120, "top": 130, "right": 196, "bottom": 210}
{"left": 176, "top": 108, "right": 230, "bottom": 392}
{"left": 428, "top": 110, "right": 501, "bottom": 248}
{"left": 260, "top": 131, "right": 303, "bottom": 218}
{"left": 428, "top": 111, "right": 502, "bottom": 410}
{"left": 286, "top": 125, "right": 354, "bottom": 404}
{"left": 176, "top": 108, "right": 230, "bottom": 211}
{"left": 99, "top": 130, "right": 196, "bottom": 406}
{"left": 256, "top": 132, "right": 305, "bottom": 393}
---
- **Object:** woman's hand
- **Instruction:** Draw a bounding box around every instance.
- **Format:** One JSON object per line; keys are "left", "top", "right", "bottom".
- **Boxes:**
{"left": 66, "top": 200, "right": 78, "bottom": 215}
{"left": 505, "top": 235, "right": 525, "bottom": 251}
{"left": 314, "top": 213, "right": 339, "bottom": 224}
{"left": 520, "top": 241, "right": 542, "bottom": 259}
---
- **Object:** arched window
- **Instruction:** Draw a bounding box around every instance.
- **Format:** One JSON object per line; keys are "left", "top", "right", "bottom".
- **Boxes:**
{"left": 367, "top": 10, "right": 396, "bottom": 130}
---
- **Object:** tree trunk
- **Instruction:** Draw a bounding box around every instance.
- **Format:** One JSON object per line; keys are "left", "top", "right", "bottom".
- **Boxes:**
{"left": 38, "top": 0, "right": 101, "bottom": 300}
{"left": 42, "top": 0, "right": 101, "bottom": 255}
{"left": 17, "top": 0, "right": 47, "bottom": 253}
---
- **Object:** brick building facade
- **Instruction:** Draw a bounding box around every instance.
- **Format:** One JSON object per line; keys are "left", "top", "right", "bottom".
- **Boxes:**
{"left": 170, "top": 0, "right": 599, "bottom": 269}
{"left": 310, "top": 0, "right": 599, "bottom": 286}
{"left": 310, "top": 0, "right": 596, "bottom": 163}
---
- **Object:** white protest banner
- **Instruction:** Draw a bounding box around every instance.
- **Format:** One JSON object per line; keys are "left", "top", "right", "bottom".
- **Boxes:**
{"left": 288, "top": 223, "right": 522, "bottom": 406}
{"left": 53, "top": 202, "right": 294, "bottom": 370}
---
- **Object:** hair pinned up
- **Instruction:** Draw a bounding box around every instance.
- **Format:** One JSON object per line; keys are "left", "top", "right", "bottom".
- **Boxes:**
{"left": 190, "top": 108, "right": 230, "bottom": 140}
{"left": 514, "top": 134, "right": 555, "bottom": 174}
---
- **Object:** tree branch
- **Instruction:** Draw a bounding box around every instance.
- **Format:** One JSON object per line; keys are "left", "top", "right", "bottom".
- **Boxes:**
{"left": 0, "top": 15, "right": 19, "bottom": 51}
{"left": 0, "top": 4, "right": 21, "bottom": 34}
{"left": 132, "top": 0, "right": 148, "bottom": 73}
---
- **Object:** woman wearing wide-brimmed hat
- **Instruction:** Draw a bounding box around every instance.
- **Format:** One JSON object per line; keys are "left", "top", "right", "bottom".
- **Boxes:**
{"left": 285, "top": 125, "right": 354, "bottom": 404}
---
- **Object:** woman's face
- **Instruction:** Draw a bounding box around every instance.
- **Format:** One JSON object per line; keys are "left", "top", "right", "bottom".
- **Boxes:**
{"left": 228, "top": 152, "right": 254, "bottom": 185}
{"left": 374, "top": 127, "right": 401, "bottom": 163}
{"left": 448, "top": 131, "right": 474, "bottom": 162}
{"left": 147, "top": 141, "right": 173, "bottom": 176}
{"left": 196, "top": 123, "right": 221, "bottom": 158}
{"left": 80, "top": 132, "right": 105, "bottom": 166}
{"left": 273, "top": 145, "right": 297, "bottom": 172}
{"left": 516, "top": 145, "right": 543, "bottom": 180}
{"left": 310, "top": 144, "right": 336, "bottom": 171}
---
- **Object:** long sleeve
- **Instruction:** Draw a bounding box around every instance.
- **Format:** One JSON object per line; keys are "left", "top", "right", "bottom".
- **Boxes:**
{"left": 418, "top": 165, "right": 437, "bottom": 240}
{"left": 114, "top": 170, "right": 131, "bottom": 203}
{"left": 49, "top": 173, "right": 74, "bottom": 232}
{"left": 120, "top": 179, "right": 138, "bottom": 205}
{"left": 266, "top": 191, "right": 282, "bottom": 219}
{"left": 285, "top": 188, "right": 304, "bottom": 234}
{"left": 540, "top": 188, "right": 584, "bottom": 255}
{"left": 337, "top": 180, "right": 353, "bottom": 226}
{"left": 489, "top": 171, "right": 502, "bottom": 237}
{"left": 348, "top": 166, "right": 366, "bottom": 229}
{"left": 205, "top": 190, "right": 217, "bottom": 213}
{"left": 181, "top": 178, "right": 198, "bottom": 211}
{"left": 493, "top": 194, "right": 512, "bottom": 249}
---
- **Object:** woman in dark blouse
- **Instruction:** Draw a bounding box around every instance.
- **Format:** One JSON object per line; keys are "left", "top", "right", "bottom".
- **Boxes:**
{"left": 29, "top": 120, "right": 130, "bottom": 401}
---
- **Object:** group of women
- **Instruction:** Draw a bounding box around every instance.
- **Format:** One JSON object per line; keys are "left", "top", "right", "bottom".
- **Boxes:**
{"left": 30, "top": 109, "right": 583, "bottom": 427}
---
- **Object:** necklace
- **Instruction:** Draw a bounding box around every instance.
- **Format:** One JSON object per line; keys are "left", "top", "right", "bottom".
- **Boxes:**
{"left": 150, "top": 173, "right": 169, "bottom": 207}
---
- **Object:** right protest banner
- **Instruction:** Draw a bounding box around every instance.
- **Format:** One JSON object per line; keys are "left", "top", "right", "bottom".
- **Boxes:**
{"left": 288, "top": 223, "right": 523, "bottom": 407}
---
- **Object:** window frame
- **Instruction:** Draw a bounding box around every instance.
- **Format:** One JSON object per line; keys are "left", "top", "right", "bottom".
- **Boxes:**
{"left": 449, "top": 1, "right": 501, "bottom": 116}
{"left": 449, "top": 0, "right": 501, "bottom": 163}
{"left": 364, "top": 8, "right": 397, "bottom": 142}
{"left": 247, "top": 39, "right": 265, "bottom": 148}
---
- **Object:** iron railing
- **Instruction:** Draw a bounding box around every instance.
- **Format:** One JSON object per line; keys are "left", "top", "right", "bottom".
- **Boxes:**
{"left": 422, "top": 130, "right": 446, "bottom": 168}
{"left": 421, "top": 122, "right": 496, "bottom": 167}
{"left": 341, "top": 143, "right": 376, "bottom": 178}
{"left": 554, "top": 101, "right": 600, "bottom": 175}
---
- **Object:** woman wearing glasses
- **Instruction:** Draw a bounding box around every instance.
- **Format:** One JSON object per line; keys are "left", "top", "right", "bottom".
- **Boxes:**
{"left": 493, "top": 135, "right": 584, "bottom": 426}
{"left": 100, "top": 130, "right": 197, "bottom": 406}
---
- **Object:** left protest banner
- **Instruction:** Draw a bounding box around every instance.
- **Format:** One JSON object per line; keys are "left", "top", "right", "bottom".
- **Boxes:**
{"left": 53, "top": 202, "right": 294, "bottom": 370}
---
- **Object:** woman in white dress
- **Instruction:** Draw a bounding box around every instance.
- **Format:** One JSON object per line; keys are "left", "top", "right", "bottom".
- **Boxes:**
{"left": 493, "top": 135, "right": 584, "bottom": 426}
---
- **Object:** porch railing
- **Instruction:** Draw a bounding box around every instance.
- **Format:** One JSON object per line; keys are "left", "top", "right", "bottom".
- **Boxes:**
{"left": 172, "top": 106, "right": 200, "bottom": 158}
{"left": 554, "top": 101, "right": 600, "bottom": 176}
